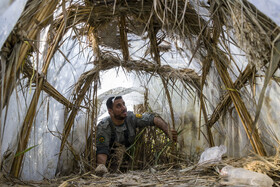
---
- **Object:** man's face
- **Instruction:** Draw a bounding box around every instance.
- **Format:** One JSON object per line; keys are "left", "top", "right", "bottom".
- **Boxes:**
{"left": 109, "top": 98, "right": 127, "bottom": 120}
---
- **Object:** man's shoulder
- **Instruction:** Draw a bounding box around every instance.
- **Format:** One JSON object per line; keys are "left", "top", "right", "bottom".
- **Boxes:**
{"left": 127, "top": 111, "right": 134, "bottom": 117}
{"left": 127, "top": 111, "right": 154, "bottom": 119}
{"left": 126, "top": 111, "right": 140, "bottom": 120}
{"left": 98, "top": 116, "right": 111, "bottom": 129}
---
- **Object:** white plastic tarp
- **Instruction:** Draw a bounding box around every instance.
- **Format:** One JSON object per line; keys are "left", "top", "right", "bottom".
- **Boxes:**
{"left": 0, "top": 0, "right": 28, "bottom": 49}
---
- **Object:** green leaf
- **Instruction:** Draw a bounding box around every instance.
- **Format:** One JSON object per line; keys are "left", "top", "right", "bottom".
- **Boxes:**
{"left": 14, "top": 144, "right": 39, "bottom": 158}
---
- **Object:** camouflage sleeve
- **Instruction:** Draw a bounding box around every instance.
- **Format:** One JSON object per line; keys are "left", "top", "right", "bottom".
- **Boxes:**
{"left": 96, "top": 120, "right": 111, "bottom": 155}
{"left": 132, "top": 112, "right": 155, "bottom": 128}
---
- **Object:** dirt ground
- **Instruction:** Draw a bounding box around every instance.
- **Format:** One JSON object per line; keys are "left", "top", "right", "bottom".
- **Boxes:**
{"left": 0, "top": 167, "right": 220, "bottom": 187}
{"left": 0, "top": 156, "right": 279, "bottom": 186}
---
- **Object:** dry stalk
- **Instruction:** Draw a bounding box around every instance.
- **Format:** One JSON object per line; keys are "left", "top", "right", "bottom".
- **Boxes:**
{"left": 59, "top": 72, "right": 98, "bottom": 158}
{"left": 86, "top": 26, "right": 101, "bottom": 168}
{"left": 213, "top": 48, "right": 266, "bottom": 156}
{"left": 22, "top": 62, "right": 75, "bottom": 109}
{"left": 119, "top": 14, "right": 129, "bottom": 62}
{"left": 92, "top": 53, "right": 201, "bottom": 88}
{"left": 0, "top": 0, "right": 58, "bottom": 111}
{"left": 207, "top": 0, "right": 279, "bottom": 129}
{"left": 202, "top": 1, "right": 266, "bottom": 156}
{"left": 148, "top": 19, "right": 175, "bottom": 130}
{"left": 16, "top": 0, "right": 58, "bottom": 72}
{"left": 198, "top": 56, "right": 214, "bottom": 146}
{"left": 208, "top": 64, "right": 255, "bottom": 128}
{"left": 92, "top": 83, "right": 98, "bottom": 167}
{"left": 1, "top": 2, "right": 58, "bottom": 173}
{"left": 2, "top": 0, "right": 57, "bottom": 104}
{"left": 147, "top": 18, "right": 177, "bottom": 163}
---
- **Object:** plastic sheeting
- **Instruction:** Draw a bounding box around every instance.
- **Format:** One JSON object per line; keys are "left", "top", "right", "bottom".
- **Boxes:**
{"left": 0, "top": 0, "right": 28, "bottom": 49}
{"left": 248, "top": 0, "right": 280, "bottom": 25}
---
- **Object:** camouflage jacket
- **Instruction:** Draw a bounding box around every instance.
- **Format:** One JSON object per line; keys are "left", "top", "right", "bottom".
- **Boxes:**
{"left": 96, "top": 111, "right": 155, "bottom": 155}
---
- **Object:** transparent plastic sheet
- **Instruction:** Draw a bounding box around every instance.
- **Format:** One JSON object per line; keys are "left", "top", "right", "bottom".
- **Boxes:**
{"left": 1, "top": 85, "right": 32, "bottom": 174}
{"left": 21, "top": 33, "right": 94, "bottom": 180}
{"left": 252, "top": 76, "right": 280, "bottom": 154}
{"left": 147, "top": 76, "right": 208, "bottom": 155}
{"left": 21, "top": 94, "right": 64, "bottom": 181}
{"left": 248, "top": 0, "right": 280, "bottom": 25}
{"left": 0, "top": 0, "right": 28, "bottom": 48}
{"left": 1, "top": 29, "right": 95, "bottom": 180}
{"left": 19, "top": 31, "right": 148, "bottom": 179}
{"left": 198, "top": 145, "right": 227, "bottom": 165}
{"left": 220, "top": 165, "right": 274, "bottom": 187}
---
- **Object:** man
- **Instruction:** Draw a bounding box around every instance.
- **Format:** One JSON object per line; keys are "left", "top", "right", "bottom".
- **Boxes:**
{"left": 95, "top": 96, "right": 177, "bottom": 174}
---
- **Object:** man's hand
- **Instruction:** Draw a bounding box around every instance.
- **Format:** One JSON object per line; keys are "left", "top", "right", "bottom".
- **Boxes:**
{"left": 154, "top": 116, "right": 178, "bottom": 142}
{"left": 95, "top": 164, "right": 108, "bottom": 176}
{"left": 169, "top": 129, "right": 178, "bottom": 142}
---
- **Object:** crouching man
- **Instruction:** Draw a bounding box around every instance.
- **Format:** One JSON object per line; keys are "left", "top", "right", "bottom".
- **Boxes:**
{"left": 95, "top": 96, "right": 177, "bottom": 175}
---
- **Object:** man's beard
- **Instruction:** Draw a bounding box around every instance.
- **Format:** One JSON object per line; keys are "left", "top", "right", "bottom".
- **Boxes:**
{"left": 113, "top": 110, "right": 127, "bottom": 120}
{"left": 114, "top": 115, "right": 126, "bottom": 120}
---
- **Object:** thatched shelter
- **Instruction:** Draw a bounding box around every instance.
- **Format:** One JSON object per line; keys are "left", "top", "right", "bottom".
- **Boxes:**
{"left": 0, "top": 0, "right": 280, "bottom": 185}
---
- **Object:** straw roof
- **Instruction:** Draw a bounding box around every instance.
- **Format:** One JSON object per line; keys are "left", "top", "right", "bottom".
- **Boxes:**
{"left": 0, "top": 0, "right": 279, "bottom": 180}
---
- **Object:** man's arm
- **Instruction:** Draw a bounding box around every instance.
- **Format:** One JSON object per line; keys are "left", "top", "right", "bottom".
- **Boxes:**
{"left": 96, "top": 120, "right": 110, "bottom": 165}
{"left": 95, "top": 154, "right": 108, "bottom": 176}
{"left": 97, "top": 153, "right": 108, "bottom": 165}
{"left": 153, "top": 116, "right": 177, "bottom": 142}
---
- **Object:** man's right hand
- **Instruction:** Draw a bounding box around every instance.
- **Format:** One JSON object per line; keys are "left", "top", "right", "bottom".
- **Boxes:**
{"left": 169, "top": 129, "right": 178, "bottom": 142}
{"left": 95, "top": 164, "right": 108, "bottom": 176}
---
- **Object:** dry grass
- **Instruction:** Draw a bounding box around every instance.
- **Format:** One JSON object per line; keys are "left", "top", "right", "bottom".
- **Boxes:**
{"left": 1, "top": 155, "right": 279, "bottom": 186}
